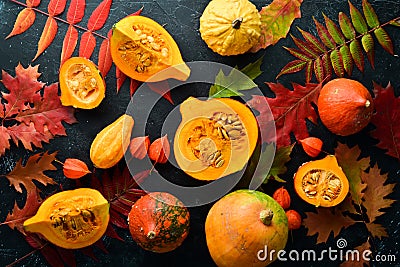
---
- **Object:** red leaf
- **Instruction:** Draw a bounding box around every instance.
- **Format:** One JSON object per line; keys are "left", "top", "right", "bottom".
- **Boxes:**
{"left": 6, "top": 8, "right": 36, "bottom": 39}
{"left": 33, "top": 17, "right": 58, "bottom": 61}
{"left": 0, "top": 126, "right": 11, "bottom": 155}
{"left": 116, "top": 68, "right": 127, "bottom": 92}
{"left": 98, "top": 30, "right": 112, "bottom": 76}
{"left": 105, "top": 223, "right": 124, "bottom": 240}
{"left": 5, "top": 189, "right": 42, "bottom": 232}
{"left": 129, "top": 136, "right": 150, "bottom": 159}
{"left": 16, "top": 83, "right": 77, "bottom": 136}
{"left": 147, "top": 80, "right": 174, "bottom": 104}
{"left": 7, "top": 123, "right": 52, "bottom": 151}
{"left": 66, "top": 0, "right": 86, "bottom": 24}
{"left": 61, "top": 25, "right": 79, "bottom": 65}
{"left": 5, "top": 152, "right": 57, "bottom": 193}
{"left": 130, "top": 79, "right": 141, "bottom": 96}
{"left": 248, "top": 83, "right": 322, "bottom": 147}
{"left": 148, "top": 135, "right": 170, "bottom": 164}
{"left": 48, "top": 0, "right": 67, "bottom": 16}
{"left": 87, "top": 0, "right": 112, "bottom": 31}
{"left": 56, "top": 247, "right": 77, "bottom": 267}
{"left": 1, "top": 63, "right": 43, "bottom": 118}
{"left": 79, "top": 31, "right": 96, "bottom": 59}
{"left": 370, "top": 82, "right": 400, "bottom": 160}
{"left": 63, "top": 158, "right": 91, "bottom": 179}
{"left": 109, "top": 209, "right": 128, "bottom": 229}
{"left": 27, "top": 0, "right": 41, "bottom": 7}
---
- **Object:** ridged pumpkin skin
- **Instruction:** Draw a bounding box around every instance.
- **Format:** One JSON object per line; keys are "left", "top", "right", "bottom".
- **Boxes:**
{"left": 317, "top": 78, "right": 374, "bottom": 136}
{"left": 59, "top": 57, "right": 105, "bottom": 109}
{"left": 90, "top": 114, "right": 134, "bottom": 169}
{"left": 111, "top": 16, "right": 190, "bottom": 82}
{"left": 199, "top": 0, "right": 261, "bottom": 56}
{"left": 128, "top": 192, "right": 190, "bottom": 253}
{"left": 23, "top": 188, "right": 109, "bottom": 249}
{"left": 294, "top": 155, "right": 349, "bottom": 207}
{"left": 173, "top": 97, "right": 259, "bottom": 181}
{"left": 205, "top": 190, "right": 288, "bottom": 267}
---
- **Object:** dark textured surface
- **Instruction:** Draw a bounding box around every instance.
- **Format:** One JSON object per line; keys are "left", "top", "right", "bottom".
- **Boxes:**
{"left": 0, "top": 0, "right": 399, "bottom": 266}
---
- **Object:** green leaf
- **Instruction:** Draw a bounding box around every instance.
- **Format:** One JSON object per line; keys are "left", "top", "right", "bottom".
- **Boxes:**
{"left": 362, "top": 0, "right": 379, "bottom": 28}
{"left": 339, "top": 44, "right": 353, "bottom": 76}
{"left": 297, "top": 27, "right": 326, "bottom": 53}
{"left": 323, "top": 13, "right": 345, "bottom": 45}
{"left": 322, "top": 53, "right": 332, "bottom": 80}
{"left": 374, "top": 27, "right": 394, "bottom": 54}
{"left": 314, "top": 56, "right": 325, "bottom": 83}
{"left": 313, "top": 17, "right": 336, "bottom": 49}
{"left": 251, "top": 0, "right": 303, "bottom": 52}
{"left": 390, "top": 18, "right": 400, "bottom": 27}
{"left": 361, "top": 33, "right": 375, "bottom": 67}
{"left": 305, "top": 61, "right": 313, "bottom": 83}
{"left": 339, "top": 12, "right": 356, "bottom": 39}
{"left": 350, "top": 39, "right": 364, "bottom": 72}
{"left": 348, "top": 0, "right": 368, "bottom": 34}
{"left": 283, "top": 47, "right": 312, "bottom": 61}
{"left": 330, "top": 49, "right": 345, "bottom": 77}
{"left": 265, "top": 143, "right": 294, "bottom": 183}
{"left": 209, "top": 56, "right": 264, "bottom": 98}
{"left": 276, "top": 60, "right": 307, "bottom": 79}
{"left": 291, "top": 34, "right": 320, "bottom": 58}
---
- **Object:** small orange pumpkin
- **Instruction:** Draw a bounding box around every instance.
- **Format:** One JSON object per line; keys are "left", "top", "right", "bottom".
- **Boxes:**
{"left": 59, "top": 57, "right": 105, "bottom": 109}
{"left": 294, "top": 155, "right": 349, "bottom": 207}
{"left": 317, "top": 78, "right": 374, "bottom": 136}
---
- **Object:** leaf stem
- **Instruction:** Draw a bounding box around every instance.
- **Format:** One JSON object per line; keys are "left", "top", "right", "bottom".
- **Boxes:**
{"left": 9, "top": 0, "right": 108, "bottom": 39}
{"left": 6, "top": 244, "right": 47, "bottom": 267}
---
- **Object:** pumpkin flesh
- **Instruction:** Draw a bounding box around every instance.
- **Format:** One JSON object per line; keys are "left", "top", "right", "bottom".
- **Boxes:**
{"left": 59, "top": 57, "right": 105, "bottom": 109}
{"left": 174, "top": 97, "right": 258, "bottom": 181}
{"left": 23, "top": 188, "right": 109, "bottom": 249}
{"left": 111, "top": 16, "right": 190, "bottom": 82}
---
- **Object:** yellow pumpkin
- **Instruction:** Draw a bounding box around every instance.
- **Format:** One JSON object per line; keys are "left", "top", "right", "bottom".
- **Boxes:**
{"left": 199, "top": 0, "right": 261, "bottom": 56}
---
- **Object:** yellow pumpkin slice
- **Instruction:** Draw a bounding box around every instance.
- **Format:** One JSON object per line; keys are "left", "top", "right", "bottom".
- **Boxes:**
{"left": 23, "top": 188, "right": 110, "bottom": 249}
{"left": 59, "top": 57, "right": 105, "bottom": 109}
{"left": 174, "top": 97, "right": 258, "bottom": 181}
{"left": 110, "top": 15, "right": 190, "bottom": 82}
{"left": 294, "top": 155, "right": 350, "bottom": 207}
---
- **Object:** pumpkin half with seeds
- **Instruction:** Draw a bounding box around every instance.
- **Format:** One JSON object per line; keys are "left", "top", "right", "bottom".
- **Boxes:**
{"left": 23, "top": 188, "right": 110, "bottom": 249}
{"left": 110, "top": 15, "right": 190, "bottom": 82}
{"left": 294, "top": 155, "right": 350, "bottom": 207}
{"left": 173, "top": 97, "right": 258, "bottom": 180}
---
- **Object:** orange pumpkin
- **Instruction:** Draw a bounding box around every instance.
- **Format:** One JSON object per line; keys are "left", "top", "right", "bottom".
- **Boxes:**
{"left": 59, "top": 57, "right": 105, "bottom": 109}
{"left": 128, "top": 192, "right": 190, "bottom": 253}
{"left": 317, "top": 78, "right": 374, "bottom": 136}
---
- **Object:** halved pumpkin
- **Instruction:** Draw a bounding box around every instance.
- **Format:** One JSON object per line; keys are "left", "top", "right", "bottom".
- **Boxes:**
{"left": 173, "top": 97, "right": 258, "bottom": 180}
{"left": 23, "top": 188, "right": 110, "bottom": 249}
{"left": 59, "top": 57, "right": 105, "bottom": 109}
{"left": 110, "top": 15, "right": 190, "bottom": 82}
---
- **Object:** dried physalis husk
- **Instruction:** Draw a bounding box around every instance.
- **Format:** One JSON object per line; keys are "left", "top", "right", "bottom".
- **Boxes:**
{"left": 63, "top": 158, "right": 91, "bottom": 179}
{"left": 286, "top": 210, "right": 302, "bottom": 230}
{"left": 149, "top": 135, "right": 170, "bottom": 164}
{"left": 299, "top": 137, "right": 323, "bottom": 157}
{"left": 129, "top": 136, "right": 150, "bottom": 159}
{"left": 272, "top": 187, "right": 291, "bottom": 210}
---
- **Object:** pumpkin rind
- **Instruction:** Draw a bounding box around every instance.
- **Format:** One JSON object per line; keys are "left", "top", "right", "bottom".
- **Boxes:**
{"left": 294, "top": 155, "right": 350, "bottom": 207}
{"left": 199, "top": 0, "right": 261, "bottom": 56}
{"left": 173, "top": 97, "right": 259, "bottom": 181}
{"left": 59, "top": 57, "right": 105, "bottom": 109}
{"left": 110, "top": 15, "right": 190, "bottom": 82}
{"left": 23, "top": 188, "right": 109, "bottom": 249}
{"left": 128, "top": 192, "right": 190, "bottom": 253}
{"left": 205, "top": 190, "right": 288, "bottom": 267}
{"left": 90, "top": 114, "right": 134, "bottom": 169}
{"left": 317, "top": 78, "right": 374, "bottom": 136}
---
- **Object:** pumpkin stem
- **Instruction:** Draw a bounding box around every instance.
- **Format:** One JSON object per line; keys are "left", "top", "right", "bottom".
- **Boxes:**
{"left": 232, "top": 17, "right": 243, "bottom": 29}
{"left": 147, "top": 231, "right": 156, "bottom": 239}
{"left": 259, "top": 209, "right": 274, "bottom": 226}
{"left": 365, "top": 100, "right": 371, "bottom": 108}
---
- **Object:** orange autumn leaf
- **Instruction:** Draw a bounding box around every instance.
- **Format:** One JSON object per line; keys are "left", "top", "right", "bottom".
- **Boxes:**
{"left": 63, "top": 158, "right": 91, "bottom": 179}
{"left": 5, "top": 152, "right": 58, "bottom": 193}
{"left": 148, "top": 135, "right": 170, "bottom": 164}
{"left": 61, "top": 25, "right": 79, "bottom": 65}
{"left": 79, "top": 31, "right": 96, "bottom": 59}
{"left": 33, "top": 17, "right": 58, "bottom": 61}
{"left": 303, "top": 207, "right": 356, "bottom": 244}
{"left": 129, "top": 136, "right": 150, "bottom": 160}
{"left": 6, "top": 8, "right": 37, "bottom": 39}
{"left": 340, "top": 240, "right": 371, "bottom": 267}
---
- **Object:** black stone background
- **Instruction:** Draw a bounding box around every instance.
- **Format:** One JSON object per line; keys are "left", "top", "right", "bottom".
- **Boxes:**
{"left": 0, "top": 0, "right": 399, "bottom": 266}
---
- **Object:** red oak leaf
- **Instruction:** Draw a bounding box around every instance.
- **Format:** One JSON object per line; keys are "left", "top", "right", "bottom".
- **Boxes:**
{"left": 247, "top": 82, "right": 322, "bottom": 147}
{"left": 370, "top": 82, "right": 400, "bottom": 160}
